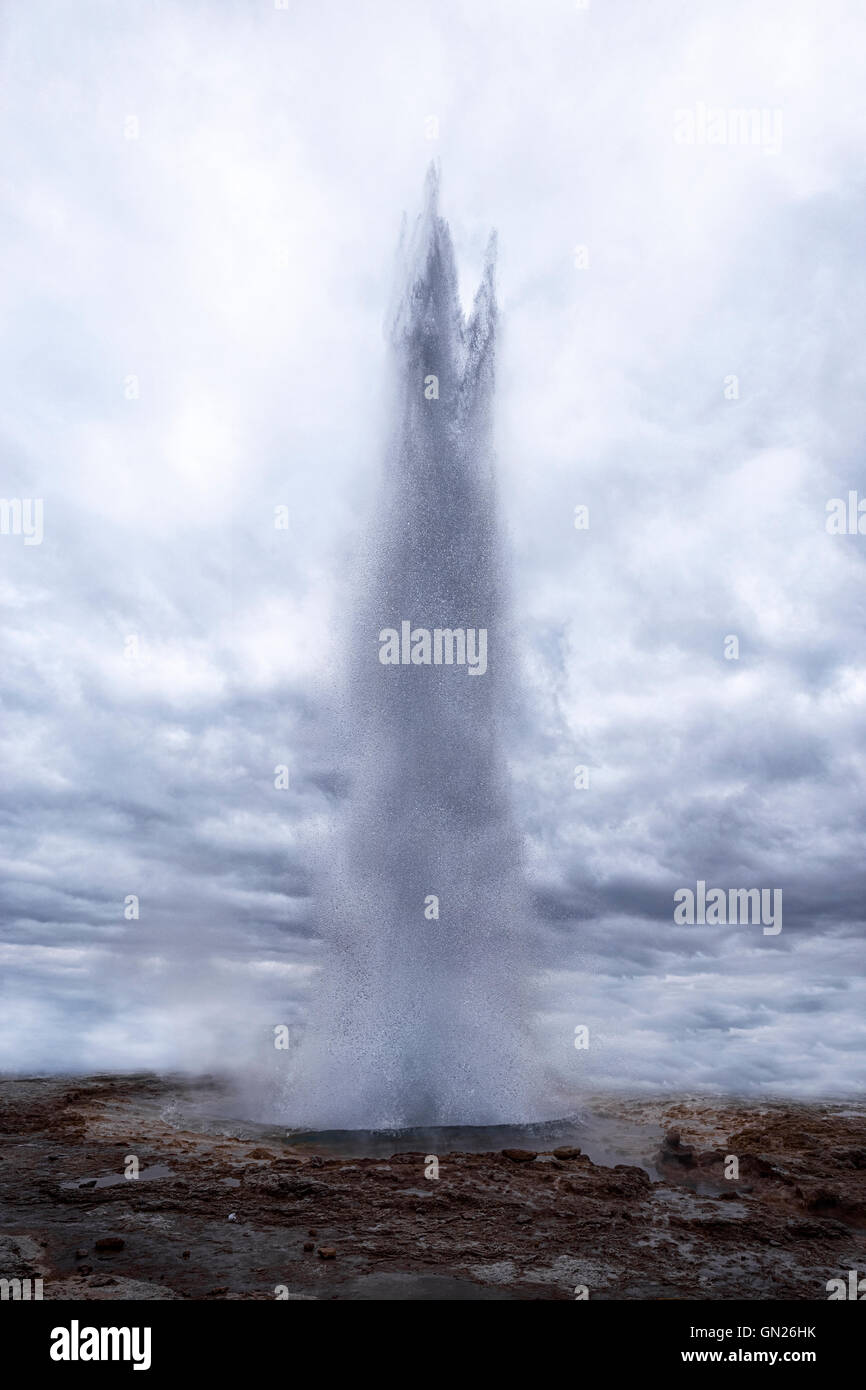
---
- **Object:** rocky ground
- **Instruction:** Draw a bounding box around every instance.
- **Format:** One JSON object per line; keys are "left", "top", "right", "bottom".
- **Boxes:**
{"left": 0, "top": 1074, "right": 863, "bottom": 1300}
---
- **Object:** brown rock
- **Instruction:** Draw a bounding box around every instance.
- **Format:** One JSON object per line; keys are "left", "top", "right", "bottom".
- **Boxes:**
{"left": 501, "top": 1149, "right": 537, "bottom": 1163}
{"left": 740, "top": 1154, "right": 782, "bottom": 1179}
{"left": 553, "top": 1147, "right": 582, "bottom": 1160}
{"left": 804, "top": 1186, "right": 843, "bottom": 1211}
{"left": 94, "top": 1237, "right": 125, "bottom": 1253}
{"left": 658, "top": 1132, "right": 697, "bottom": 1169}
{"left": 697, "top": 1148, "right": 726, "bottom": 1167}
{"left": 303, "top": 1241, "right": 315, "bottom": 1252}
{"left": 317, "top": 1246, "right": 337, "bottom": 1259}
{"left": 832, "top": 1147, "right": 866, "bottom": 1169}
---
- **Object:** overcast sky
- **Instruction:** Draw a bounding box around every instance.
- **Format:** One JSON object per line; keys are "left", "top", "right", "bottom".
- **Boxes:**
{"left": 1, "top": 0, "right": 865, "bottom": 1103}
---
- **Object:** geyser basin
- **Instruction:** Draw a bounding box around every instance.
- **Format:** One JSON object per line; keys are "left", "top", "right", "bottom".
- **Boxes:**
{"left": 7, "top": 1077, "right": 860, "bottom": 1302}
{"left": 155, "top": 1077, "right": 662, "bottom": 1173}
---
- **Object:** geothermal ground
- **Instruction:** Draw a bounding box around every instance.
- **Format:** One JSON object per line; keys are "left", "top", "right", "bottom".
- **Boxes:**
{"left": 0, "top": 1075, "right": 863, "bottom": 1300}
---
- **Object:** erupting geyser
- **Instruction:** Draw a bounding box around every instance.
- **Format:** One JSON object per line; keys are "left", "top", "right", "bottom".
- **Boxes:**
{"left": 292, "top": 167, "right": 541, "bottom": 1129}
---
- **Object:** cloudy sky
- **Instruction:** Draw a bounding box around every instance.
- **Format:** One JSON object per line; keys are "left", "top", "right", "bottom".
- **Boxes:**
{"left": 1, "top": 0, "right": 865, "bottom": 1102}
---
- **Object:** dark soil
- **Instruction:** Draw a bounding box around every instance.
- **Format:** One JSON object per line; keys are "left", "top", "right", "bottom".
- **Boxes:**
{"left": 1, "top": 1075, "right": 863, "bottom": 1300}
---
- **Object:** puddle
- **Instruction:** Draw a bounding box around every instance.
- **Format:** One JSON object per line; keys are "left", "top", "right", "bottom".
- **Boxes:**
{"left": 61, "top": 1164, "right": 174, "bottom": 1189}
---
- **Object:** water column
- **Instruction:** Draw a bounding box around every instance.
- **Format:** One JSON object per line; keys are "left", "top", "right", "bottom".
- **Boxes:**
{"left": 293, "top": 167, "right": 539, "bottom": 1129}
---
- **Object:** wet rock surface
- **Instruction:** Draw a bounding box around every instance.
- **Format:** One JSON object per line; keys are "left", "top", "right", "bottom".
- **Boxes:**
{"left": 0, "top": 1075, "right": 863, "bottom": 1300}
